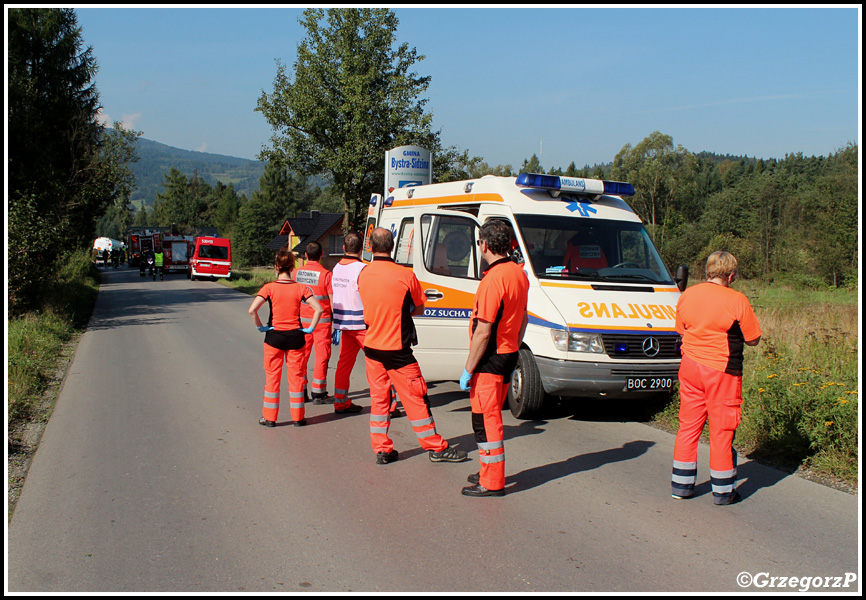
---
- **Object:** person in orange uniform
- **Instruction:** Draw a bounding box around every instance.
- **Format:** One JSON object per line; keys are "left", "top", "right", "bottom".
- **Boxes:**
{"left": 330, "top": 232, "right": 366, "bottom": 414}
{"left": 672, "top": 251, "right": 761, "bottom": 505}
{"left": 249, "top": 246, "right": 323, "bottom": 427}
{"left": 358, "top": 228, "right": 468, "bottom": 466}
{"left": 294, "top": 242, "right": 333, "bottom": 405}
{"left": 459, "top": 221, "right": 529, "bottom": 497}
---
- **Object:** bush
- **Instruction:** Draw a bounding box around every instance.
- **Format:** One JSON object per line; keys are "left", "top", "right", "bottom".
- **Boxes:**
{"left": 769, "top": 270, "right": 828, "bottom": 291}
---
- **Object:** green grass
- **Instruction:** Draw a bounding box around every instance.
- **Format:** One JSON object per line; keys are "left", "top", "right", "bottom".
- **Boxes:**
{"left": 8, "top": 249, "right": 99, "bottom": 426}
{"left": 218, "top": 266, "right": 275, "bottom": 295}
{"left": 653, "top": 280, "right": 858, "bottom": 486}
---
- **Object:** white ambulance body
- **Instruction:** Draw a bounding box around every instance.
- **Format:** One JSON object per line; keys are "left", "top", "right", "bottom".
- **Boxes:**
{"left": 364, "top": 173, "right": 686, "bottom": 418}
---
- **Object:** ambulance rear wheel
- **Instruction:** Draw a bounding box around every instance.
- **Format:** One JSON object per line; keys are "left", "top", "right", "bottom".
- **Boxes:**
{"left": 508, "top": 349, "right": 546, "bottom": 419}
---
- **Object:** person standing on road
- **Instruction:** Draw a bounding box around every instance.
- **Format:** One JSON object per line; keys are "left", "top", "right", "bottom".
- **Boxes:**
{"left": 153, "top": 248, "right": 164, "bottom": 281}
{"left": 294, "top": 242, "right": 334, "bottom": 405}
{"left": 357, "top": 227, "right": 468, "bottom": 466}
{"left": 249, "top": 246, "right": 323, "bottom": 428}
{"left": 459, "top": 220, "right": 528, "bottom": 497}
{"left": 672, "top": 251, "right": 761, "bottom": 505}
{"left": 330, "top": 232, "right": 366, "bottom": 415}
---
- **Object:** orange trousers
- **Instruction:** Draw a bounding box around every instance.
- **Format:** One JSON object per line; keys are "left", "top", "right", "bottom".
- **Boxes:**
{"left": 470, "top": 372, "right": 508, "bottom": 491}
{"left": 365, "top": 357, "right": 448, "bottom": 454}
{"left": 262, "top": 344, "right": 306, "bottom": 423}
{"left": 333, "top": 329, "right": 365, "bottom": 410}
{"left": 673, "top": 355, "right": 742, "bottom": 503}
{"left": 301, "top": 320, "right": 332, "bottom": 397}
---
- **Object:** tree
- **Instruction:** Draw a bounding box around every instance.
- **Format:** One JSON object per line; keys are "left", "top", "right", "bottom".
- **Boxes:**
{"left": 611, "top": 132, "right": 695, "bottom": 250}
{"left": 212, "top": 183, "right": 242, "bottom": 239}
{"left": 521, "top": 154, "right": 544, "bottom": 174}
{"left": 151, "top": 168, "right": 215, "bottom": 230}
{"left": 232, "top": 161, "right": 317, "bottom": 266}
{"left": 8, "top": 8, "right": 139, "bottom": 310}
{"left": 256, "top": 8, "right": 438, "bottom": 232}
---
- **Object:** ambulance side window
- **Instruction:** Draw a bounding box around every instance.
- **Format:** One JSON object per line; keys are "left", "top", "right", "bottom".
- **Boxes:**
{"left": 394, "top": 219, "right": 415, "bottom": 266}
{"left": 478, "top": 217, "right": 522, "bottom": 272}
{"left": 420, "top": 215, "right": 478, "bottom": 279}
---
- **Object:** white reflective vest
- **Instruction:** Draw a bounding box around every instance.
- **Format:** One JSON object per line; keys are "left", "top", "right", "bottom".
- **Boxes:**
{"left": 331, "top": 258, "right": 366, "bottom": 330}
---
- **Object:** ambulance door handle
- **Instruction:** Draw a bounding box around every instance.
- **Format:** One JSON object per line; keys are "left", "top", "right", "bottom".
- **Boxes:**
{"left": 424, "top": 289, "right": 444, "bottom": 301}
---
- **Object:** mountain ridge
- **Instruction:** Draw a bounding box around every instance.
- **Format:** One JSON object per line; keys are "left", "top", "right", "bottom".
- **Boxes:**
{"left": 129, "top": 136, "right": 266, "bottom": 208}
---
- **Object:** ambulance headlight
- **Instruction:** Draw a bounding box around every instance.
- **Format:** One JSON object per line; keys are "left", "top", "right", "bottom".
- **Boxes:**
{"left": 551, "top": 330, "right": 605, "bottom": 353}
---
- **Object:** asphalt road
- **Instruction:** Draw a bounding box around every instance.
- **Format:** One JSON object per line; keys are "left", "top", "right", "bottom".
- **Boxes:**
{"left": 6, "top": 267, "right": 861, "bottom": 593}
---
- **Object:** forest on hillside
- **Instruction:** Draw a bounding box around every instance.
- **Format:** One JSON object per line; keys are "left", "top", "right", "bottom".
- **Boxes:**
{"left": 128, "top": 137, "right": 265, "bottom": 209}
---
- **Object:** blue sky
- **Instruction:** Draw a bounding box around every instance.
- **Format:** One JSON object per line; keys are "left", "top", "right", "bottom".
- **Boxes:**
{"left": 74, "top": 6, "right": 860, "bottom": 171}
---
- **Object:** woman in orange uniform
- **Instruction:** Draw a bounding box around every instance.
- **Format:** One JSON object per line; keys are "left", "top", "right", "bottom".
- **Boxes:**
{"left": 249, "top": 247, "right": 323, "bottom": 427}
{"left": 672, "top": 251, "right": 761, "bottom": 505}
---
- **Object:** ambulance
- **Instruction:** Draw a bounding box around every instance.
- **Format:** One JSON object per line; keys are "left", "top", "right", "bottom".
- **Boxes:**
{"left": 363, "top": 173, "right": 688, "bottom": 418}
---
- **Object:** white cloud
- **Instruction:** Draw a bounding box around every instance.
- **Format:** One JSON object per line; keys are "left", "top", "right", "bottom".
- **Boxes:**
{"left": 97, "top": 110, "right": 142, "bottom": 130}
{"left": 121, "top": 113, "right": 142, "bottom": 130}
{"left": 196, "top": 142, "right": 208, "bottom": 153}
{"left": 96, "top": 108, "right": 111, "bottom": 126}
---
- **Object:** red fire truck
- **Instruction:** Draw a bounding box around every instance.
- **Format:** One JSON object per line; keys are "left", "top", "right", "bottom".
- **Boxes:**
{"left": 189, "top": 236, "right": 232, "bottom": 280}
{"left": 127, "top": 228, "right": 194, "bottom": 274}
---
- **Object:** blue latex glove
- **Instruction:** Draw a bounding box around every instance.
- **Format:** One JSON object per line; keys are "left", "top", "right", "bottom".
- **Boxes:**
{"left": 332, "top": 329, "right": 342, "bottom": 346}
{"left": 459, "top": 369, "right": 472, "bottom": 391}
{"left": 257, "top": 325, "right": 273, "bottom": 333}
{"left": 300, "top": 327, "right": 314, "bottom": 334}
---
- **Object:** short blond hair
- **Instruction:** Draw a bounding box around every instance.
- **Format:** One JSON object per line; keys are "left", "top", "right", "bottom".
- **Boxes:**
{"left": 705, "top": 251, "right": 738, "bottom": 280}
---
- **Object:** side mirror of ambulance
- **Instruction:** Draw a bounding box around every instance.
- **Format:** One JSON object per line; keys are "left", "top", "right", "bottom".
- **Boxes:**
{"left": 675, "top": 265, "right": 689, "bottom": 292}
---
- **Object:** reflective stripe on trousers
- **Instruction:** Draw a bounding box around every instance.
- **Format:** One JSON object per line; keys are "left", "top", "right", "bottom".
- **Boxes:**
{"left": 470, "top": 372, "right": 508, "bottom": 491}
{"left": 364, "top": 356, "right": 447, "bottom": 454}
{"left": 263, "top": 344, "right": 306, "bottom": 423}
{"left": 673, "top": 355, "right": 742, "bottom": 502}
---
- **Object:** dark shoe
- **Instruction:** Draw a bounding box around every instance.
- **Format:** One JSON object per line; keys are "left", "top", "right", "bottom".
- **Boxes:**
{"left": 429, "top": 445, "right": 468, "bottom": 463}
{"left": 714, "top": 490, "right": 741, "bottom": 505}
{"left": 259, "top": 417, "right": 276, "bottom": 428}
{"left": 335, "top": 403, "right": 363, "bottom": 414}
{"left": 467, "top": 472, "right": 480, "bottom": 485}
{"left": 461, "top": 484, "right": 504, "bottom": 497}
{"left": 293, "top": 419, "right": 307, "bottom": 427}
{"left": 312, "top": 394, "right": 334, "bottom": 405}
{"left": 671, "top": 493, "right": 694, "bottom": 500}
{"left": 376, "top": 449, "right": 399, "bottom": 465}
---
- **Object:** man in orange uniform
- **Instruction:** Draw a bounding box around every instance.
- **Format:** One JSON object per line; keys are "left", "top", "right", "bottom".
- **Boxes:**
{"left": 358, "top": 228, "right": 468, "bottom": 465}
{"left": 672, "top": 251, "right": 761, "bottom": 505}
{"left": 294, "top": 242, "right": 333, "bottom": 404}
{"left": 459, "top": 221, "right": 528, "bottom": 497}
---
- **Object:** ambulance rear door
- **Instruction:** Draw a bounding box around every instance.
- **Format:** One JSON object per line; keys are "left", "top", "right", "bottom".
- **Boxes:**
{"left": 409, "top": 210, "right": 482, "bottom": 381}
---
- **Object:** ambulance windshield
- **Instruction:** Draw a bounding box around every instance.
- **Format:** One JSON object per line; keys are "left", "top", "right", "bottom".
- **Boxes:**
{"left": 515, "top": 215, "right": 674, "bottom": 284}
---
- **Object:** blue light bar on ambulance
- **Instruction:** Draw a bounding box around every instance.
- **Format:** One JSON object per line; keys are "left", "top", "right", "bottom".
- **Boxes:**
{"left": 515, "top": 173, "right": 635, "bottom": 197}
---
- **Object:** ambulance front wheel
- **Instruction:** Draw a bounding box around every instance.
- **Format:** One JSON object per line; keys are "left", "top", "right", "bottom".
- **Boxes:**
{"left": 508, "top": 349, "right": 546, "bottom": 419}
